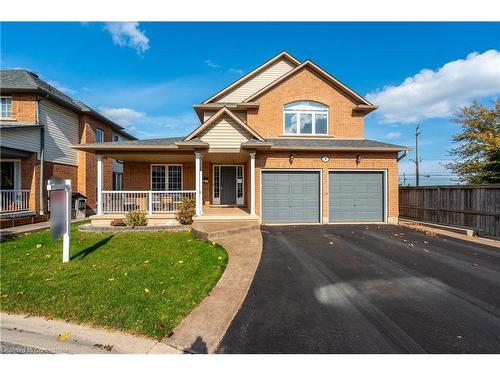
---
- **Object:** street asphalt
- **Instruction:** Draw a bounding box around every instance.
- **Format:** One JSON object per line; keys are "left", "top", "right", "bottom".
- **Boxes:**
{"left": 1, "top": 342, "right": 52, "bottom": 354}
{"left": 218, "top": 224, "right": 500, "bottom": 353}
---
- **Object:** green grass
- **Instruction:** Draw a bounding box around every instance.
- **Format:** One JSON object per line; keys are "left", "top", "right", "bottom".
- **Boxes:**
{"left": 0, "top": 223, "right": 228, "bottom": 339}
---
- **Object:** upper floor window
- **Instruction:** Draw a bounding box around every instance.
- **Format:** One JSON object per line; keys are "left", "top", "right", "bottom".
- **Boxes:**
{"left": 1, "top": 96, "right": 12, "bottom": 119}
{"left": 112, "top": 134, "right": 121, "bottom": 142}
{"left": 96, "top": 128, "right": 104, "bottom": 143}
{"left": 284, "top": 101, "right": 328, "bottom": 135}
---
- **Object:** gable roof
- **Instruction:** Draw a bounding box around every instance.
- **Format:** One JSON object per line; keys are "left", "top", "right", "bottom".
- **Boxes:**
{"left": 0, "top": 69, "right": 136, "bottom": 140}
{"left": 184, "top": 107, "right": 265, "bottom": 142}
{"left": 202, "top": 52, "right": 301, "bottom": 104}
{"left": 244, "top": 60, "right": 376, "bottom": 109}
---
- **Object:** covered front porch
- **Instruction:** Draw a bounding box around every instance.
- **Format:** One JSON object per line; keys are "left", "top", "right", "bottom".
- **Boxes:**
{"left": 93, "top": 148, "right": 258, "bottom": 225}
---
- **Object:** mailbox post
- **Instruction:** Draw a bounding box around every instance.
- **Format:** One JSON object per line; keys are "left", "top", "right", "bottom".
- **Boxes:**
{"left": 47, "top": 178, "right": 72, "bottom": 263}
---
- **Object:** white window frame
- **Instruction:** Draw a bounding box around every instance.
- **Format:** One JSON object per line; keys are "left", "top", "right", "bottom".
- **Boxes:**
{"left": 112, "top": 134, "right": 121, "bottom": 142}
{"left": 0, "top": 96, "right": 13, "bottom": 119}
{"left": 283, "top": 101, "right": 329, "bottom": 136}
{"left": 150, "top": 164, "right": 183, "bottom": 191}
{"left": 0, "top": 159, "right": 21, "bottom": 190}
{"left": 212, "top": 165, "right": 244, "bottom": 206}
{"left": 96, "top": 128, "right": 105, "bottom": 143}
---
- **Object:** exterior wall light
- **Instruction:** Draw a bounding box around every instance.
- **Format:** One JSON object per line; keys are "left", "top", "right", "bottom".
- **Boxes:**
{"left": 356, "top": 154, "right": 362, "bottom": 165}
{"left": 289, "top": 154, "right": 295, "bottom": 164}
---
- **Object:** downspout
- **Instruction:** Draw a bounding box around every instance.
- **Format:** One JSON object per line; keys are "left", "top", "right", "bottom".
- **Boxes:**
{"left": 37, "top": 93, "right": 49, "bottom": 215}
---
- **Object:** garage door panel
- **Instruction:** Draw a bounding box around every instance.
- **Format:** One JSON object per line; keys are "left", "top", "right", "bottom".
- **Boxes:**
{"left": 262, "top": 171, "right": 320, "bottom": 224}
{"left": 329, "top": 171, "right": 384, "bottom": 222}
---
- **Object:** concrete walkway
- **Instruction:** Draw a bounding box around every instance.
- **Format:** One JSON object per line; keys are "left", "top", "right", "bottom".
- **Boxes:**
{"left": 0, "top": 312, "right": 182, "bottom": 354}
{"left": 164, "top": 221, "right": 263, "bottom": 353}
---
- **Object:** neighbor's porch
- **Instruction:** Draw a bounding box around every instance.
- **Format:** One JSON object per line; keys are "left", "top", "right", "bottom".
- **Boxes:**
{"left": 93, "top": 149, "right": 258, "bottom": 225}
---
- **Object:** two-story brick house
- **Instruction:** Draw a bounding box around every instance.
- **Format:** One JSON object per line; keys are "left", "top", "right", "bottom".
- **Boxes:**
{"left": 0, "top": 70, "right": 135, "bottom": 224}
{"left": 76, "top": 52, "right": 410, "bottom": 225}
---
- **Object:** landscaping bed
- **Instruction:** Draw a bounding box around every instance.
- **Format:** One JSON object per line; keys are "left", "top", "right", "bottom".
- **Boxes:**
{"left": 0, "top": 222, "right": 228, "bottom": 339}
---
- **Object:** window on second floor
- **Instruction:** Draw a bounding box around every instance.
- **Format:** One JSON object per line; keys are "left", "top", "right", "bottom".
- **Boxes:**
{"left": 1, "top": 96, "right": 13, "bottom": 119}
{"left": 283, "top": 101, "right": 328, "bottom": 135}
{"left": 96, "top": 128, "right": 104, "bottom": 143}
{"left": 112, "top": 134, "right": 121, "bottom": 142}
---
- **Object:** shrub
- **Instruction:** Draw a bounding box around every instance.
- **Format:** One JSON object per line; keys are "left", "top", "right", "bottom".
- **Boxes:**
{"left": 176, "top": 197, "right": 196, "bottom": 225}
{"left": 110, "top": 218, "right": 126, "bottom": 227}
{"left": 124, "top": 210, "right": 148, "bottom": 227}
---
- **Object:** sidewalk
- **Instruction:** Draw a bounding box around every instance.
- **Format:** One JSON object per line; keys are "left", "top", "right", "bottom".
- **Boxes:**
{"left": 164, "top": 222, "right": 263, "bottom": 353}
{"left": 0, "top": 313, "right": 182, "bottom": 354}
{"left": 0, "top": 218, "right": 88, "bottom": 240}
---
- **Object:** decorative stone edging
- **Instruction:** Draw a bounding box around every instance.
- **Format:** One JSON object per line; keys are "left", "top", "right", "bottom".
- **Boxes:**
{"left": 78, "top": 223, "right": 191, "bottom": 233}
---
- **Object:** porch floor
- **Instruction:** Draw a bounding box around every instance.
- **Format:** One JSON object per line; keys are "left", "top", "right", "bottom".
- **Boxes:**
{"left": 194, "top": 207, "right": 259, "bottom": 222}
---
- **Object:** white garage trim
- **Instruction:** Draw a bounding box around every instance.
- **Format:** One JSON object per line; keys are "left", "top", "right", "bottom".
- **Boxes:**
{"left": 327, "top": 169, "right": 388, "bottom": 223}
{"left": 259, "top": 168, "right": 323, "bottom": 225}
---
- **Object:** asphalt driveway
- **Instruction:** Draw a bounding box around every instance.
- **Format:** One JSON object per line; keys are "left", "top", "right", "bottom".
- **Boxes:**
{"left": 218, "top": 225, "right": 500, "bottom": 353}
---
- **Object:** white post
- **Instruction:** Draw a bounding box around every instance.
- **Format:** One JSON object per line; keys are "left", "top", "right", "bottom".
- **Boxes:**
{"left": 96, "top": 154, "right": 103, "bottom": 215}
{"left": 195, "top": 152, "right": 201, "bottom": 216}
{"left": 250, "top": 152, "right": 256, "bottom": 216}
{"left": 148, "top": 191, "right": 153, "bottom": 214}
{"left": 199, "top": 157, "right": 203, "bottom": 215}
{"left": 63, "top": 179, "right": 71, "bottom": 263}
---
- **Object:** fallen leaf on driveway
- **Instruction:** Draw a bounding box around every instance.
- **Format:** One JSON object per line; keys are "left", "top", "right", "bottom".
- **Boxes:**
{"left": 472, "top": 263, "right": 479, "bottom": 268}
{"left": 58, "top": 332, "right": 71, "bottom": 341}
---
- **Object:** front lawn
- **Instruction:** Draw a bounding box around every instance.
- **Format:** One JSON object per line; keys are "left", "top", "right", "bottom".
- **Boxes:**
{"left": 0, "top": 223, "right": 228, "bottom": 339}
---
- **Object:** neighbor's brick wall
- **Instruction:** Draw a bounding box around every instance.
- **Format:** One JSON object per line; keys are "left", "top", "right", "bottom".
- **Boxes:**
{"left": 20, "top": 154, "right": 40, "bottom": 212}
{"left": 9, "top": 93, "right": 37, "bottom": 123}
{"left": 78, "top": 114, "right": 114, "bottom": 212}
{"left": 247, "top": 67, "right": 365, "bottom": 139}
{"left": 254, "top": 151, "right": 399, "bottom": 221}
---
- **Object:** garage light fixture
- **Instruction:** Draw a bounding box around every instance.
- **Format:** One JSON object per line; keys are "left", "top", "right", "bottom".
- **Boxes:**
{"left": 356, "top": 154, "right": 362, "bottom": 165}
{"left": 289, "top": 154, "right": 295, "bottom": 164}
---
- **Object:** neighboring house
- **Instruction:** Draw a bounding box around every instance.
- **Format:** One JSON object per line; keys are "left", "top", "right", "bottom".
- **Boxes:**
{"left": 0, "top": 70, "right": 135, "bottom": 223}
{"left": 76, "top": 52, "right": 410, "bottom": 225}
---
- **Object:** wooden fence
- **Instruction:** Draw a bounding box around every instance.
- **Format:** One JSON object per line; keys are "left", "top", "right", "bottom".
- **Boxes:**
{"left": 399, "top": 185, "right": 500, "bottom": 238}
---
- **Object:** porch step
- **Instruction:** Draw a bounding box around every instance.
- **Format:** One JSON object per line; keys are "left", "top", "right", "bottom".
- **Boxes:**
{"left": 192, "top": 215, "right": 259, "bottom": 222}
{"left": 192, "top": 221, "right": 260, "bottom": 241}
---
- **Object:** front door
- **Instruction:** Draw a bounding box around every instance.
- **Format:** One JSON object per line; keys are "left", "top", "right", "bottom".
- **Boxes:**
{"left": 220, "top": 166, "right": 236, "bottom": 205}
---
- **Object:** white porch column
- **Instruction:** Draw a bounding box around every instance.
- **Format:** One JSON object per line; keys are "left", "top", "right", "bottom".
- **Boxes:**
{"left": 96, "top": 154, "right": 103, "bottom": 215}
{"left": 195, "top": 152, "right": 202, "bottom": 216}
{"left": 250, "top": 152, "right": 256, "bottom": 215}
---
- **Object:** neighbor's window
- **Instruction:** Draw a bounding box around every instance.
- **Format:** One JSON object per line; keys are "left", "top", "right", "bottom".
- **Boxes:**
{"left": 284, "top": 101, "right": 328, "bottom": 135}
{"left": 1, "top": 96, "right": 12, "bottom": 118}
{"left": 151, "top": 165, "right": 183, "bottom": 191}
{"left": 96, "top": 128, "right": 105, "bottom": 143}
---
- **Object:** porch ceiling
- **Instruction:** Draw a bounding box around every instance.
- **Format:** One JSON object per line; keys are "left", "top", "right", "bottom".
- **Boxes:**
{"left": 96, "top": 150, "right": 253, "bottom": 163}
{"left": 98, "top": 151, "right": 196, "bottom": 163}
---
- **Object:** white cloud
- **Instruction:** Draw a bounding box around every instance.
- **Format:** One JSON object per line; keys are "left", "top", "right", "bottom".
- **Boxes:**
{"left": 204, "top": 59, "right": 220, "bottom": 68}
{"left": 366, "top": 49, "right": 500, "bottom": 124}
{"left": 386, "top": 132, "right": 401, "bottom": 139}
{"left": 229, "top": 68, "right": 243, "bottom": 75}
{"left": 98, "top": 107, "right": 198, "bottom": 138}
{"left": 98, "top": 107, "right": 145, "bottom": 126}
{"left": 104, "top": 22, "right": 150, "bottom": 54}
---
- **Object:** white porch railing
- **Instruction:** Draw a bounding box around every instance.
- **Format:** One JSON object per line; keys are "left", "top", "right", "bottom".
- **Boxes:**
{"left": 0, "top": 190, "right": 31, "bottom": 213}
{"left": 101, "top": 191, "right": 196, "bottom": 214}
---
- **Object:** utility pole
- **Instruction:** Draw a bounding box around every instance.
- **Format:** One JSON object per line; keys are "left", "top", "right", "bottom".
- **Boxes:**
{"left": 415, "top": 125, "right": 421, "bottom": 187}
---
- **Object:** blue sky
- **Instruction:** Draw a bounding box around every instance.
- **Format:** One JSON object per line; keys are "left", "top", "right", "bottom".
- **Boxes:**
{"left": 1, "top": 22, "right": 499, "bottom": 185}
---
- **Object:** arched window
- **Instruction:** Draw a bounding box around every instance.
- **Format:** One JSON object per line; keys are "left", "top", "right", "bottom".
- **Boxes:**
{"left": 283, "top": 101, "right": 328, "bottom": 135}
